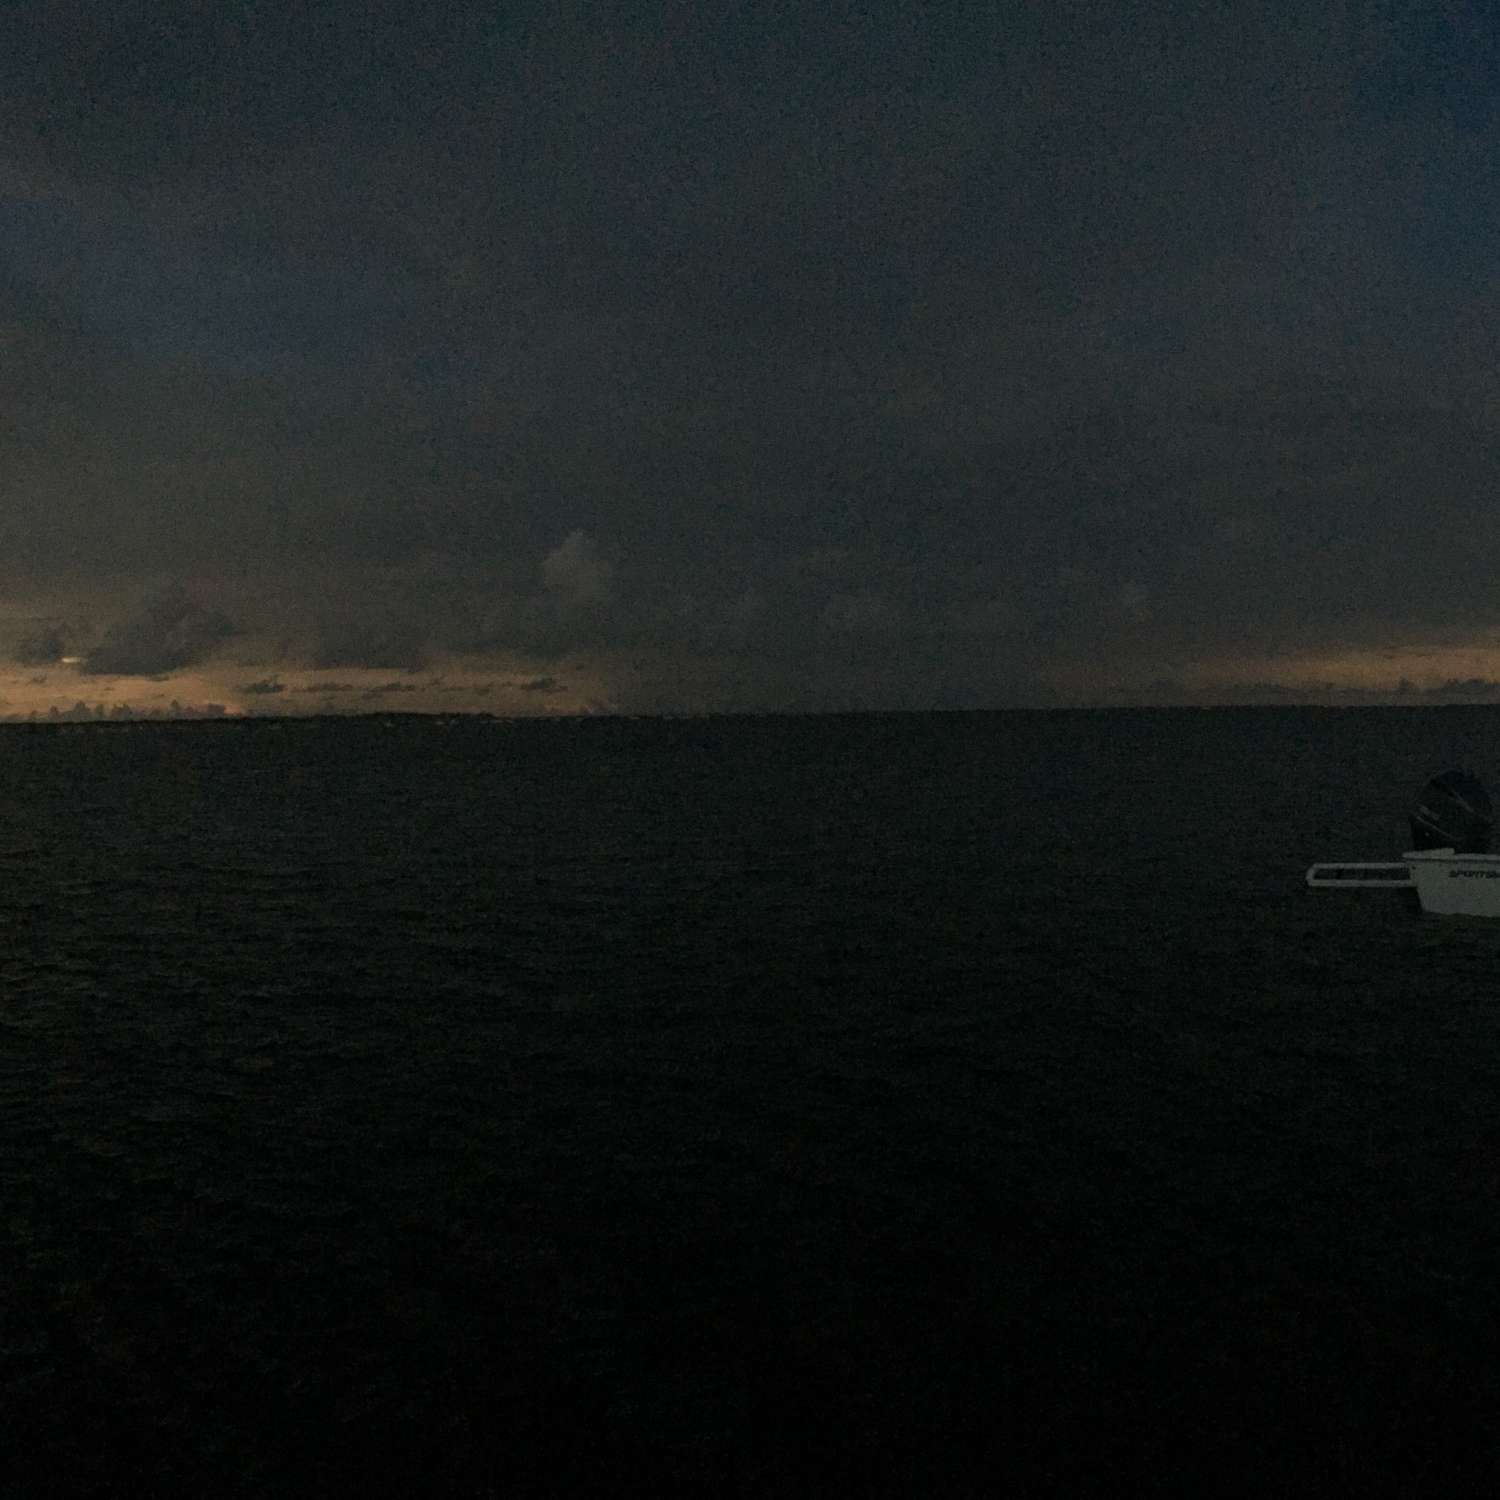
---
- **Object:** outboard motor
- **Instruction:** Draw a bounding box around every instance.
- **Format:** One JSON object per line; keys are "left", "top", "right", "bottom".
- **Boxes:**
{"left": 1410, "top": 768, "right": 1493, "bottom": 853}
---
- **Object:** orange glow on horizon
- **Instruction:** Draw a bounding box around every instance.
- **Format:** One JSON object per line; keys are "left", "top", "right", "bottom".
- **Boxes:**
{"left": 0, "top": 659, "right": 616, "bottom": 721}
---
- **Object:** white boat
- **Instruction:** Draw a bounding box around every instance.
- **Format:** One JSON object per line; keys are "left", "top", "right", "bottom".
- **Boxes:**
{"left": 1307, "top": 849, "right": 1500, "bottom": 917}
{"left": 1306, "top": 769, "right": 1500, "bottom": 917}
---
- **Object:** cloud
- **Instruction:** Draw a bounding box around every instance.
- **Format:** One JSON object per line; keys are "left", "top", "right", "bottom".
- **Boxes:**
{"left": 312, "top": 623, "right": 428, "bottom": 672}
{"left": 240, "top": 678, "right": 285, "bottom": 695}
{"left": 542, "top": 531, "right": 612, "bottom": 607}
{"left": 81, "top": 591, "right": 236, "bottom": 676}
{"left": 6, "top": 5, "right": 1500, "bottom": 710}
{"left": 13, "top": 624, "right": 69, "bottom": 666}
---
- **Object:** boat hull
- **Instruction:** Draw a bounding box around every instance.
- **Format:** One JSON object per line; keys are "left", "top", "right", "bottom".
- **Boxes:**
{"left": 1306, "top": 850, "right": 1500, "bottom": 916}
{"left": 1404, "top": 850, "right": 1500, "bottom": 917}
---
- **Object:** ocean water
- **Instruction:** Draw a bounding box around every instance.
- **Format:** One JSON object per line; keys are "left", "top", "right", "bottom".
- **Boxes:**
{"left": 5, "top": 708, "right": 1500, "bottom": 1494}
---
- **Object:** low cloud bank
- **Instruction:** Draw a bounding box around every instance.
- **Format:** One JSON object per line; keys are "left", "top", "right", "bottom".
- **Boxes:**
{"left": 83, "top": 591, "right": 236, "bottom": 677}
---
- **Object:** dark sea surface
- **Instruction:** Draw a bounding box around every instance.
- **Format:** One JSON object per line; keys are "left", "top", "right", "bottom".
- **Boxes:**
{"left": 5, "top": 708, "right": 1500, "bottom": 1495}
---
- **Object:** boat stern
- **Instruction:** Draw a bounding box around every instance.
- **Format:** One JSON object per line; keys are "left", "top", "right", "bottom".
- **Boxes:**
{"left": 1403, "top": 849, "right": 1500, "bottom": 917}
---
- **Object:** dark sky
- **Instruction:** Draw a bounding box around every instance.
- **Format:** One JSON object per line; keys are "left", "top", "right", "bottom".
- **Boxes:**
{"left": 3, "top": 0, "right": 1499, "bottom": 715}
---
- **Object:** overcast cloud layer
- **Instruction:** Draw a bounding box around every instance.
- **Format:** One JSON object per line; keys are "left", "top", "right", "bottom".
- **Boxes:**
{"left": 2, "top": 1, "right": 1499, "bottom": 715}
